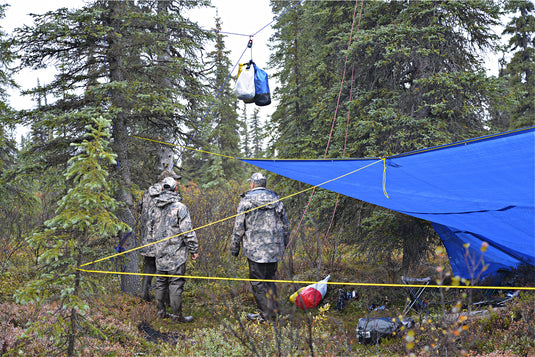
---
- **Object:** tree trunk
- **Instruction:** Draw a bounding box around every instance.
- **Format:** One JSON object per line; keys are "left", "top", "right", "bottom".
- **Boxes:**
{"left": 67, "top": 250, "right": 82, "bottom": 357}
{"left": 105, "top": 1, "right": 141, "bottom": 295}
{"left": 158, "top": 144, "right": 174, "bottom": 172}
{"left": 156, "top": 1, "right": 175, "bottom": 173}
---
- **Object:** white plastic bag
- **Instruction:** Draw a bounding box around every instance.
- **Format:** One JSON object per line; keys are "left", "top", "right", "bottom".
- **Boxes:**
{"left": 235, "top": 63, "right": 255, "bottom": 101}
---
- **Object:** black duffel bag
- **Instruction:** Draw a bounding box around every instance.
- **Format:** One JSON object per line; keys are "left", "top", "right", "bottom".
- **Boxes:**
{"left": 356, "top": 317, "right": 413, "bottom": 344}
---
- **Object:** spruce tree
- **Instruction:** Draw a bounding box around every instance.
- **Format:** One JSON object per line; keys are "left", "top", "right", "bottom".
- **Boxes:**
{"left": 269, "top": 0, "right": 505, "bottom": 273}
{"left": 13, "top": 0, "right": 213, "bottom": 294}
{"left": 0, "top": 3, "right": 16, "bottom": 160}
{"left": 15, "top": 115, "right": 129, "bottom": 356}
{"left": 250, "top": 107, "right": 264, "bottom": 157}
{"left": 502, "top": 0, "right": 535, "bottom": 129}
{"left": 0, "top": 4, "right": 37, "bottom": 273}
{"left": 189, "top": 15, "right": 244, "bottom": 188}
{"left": 269, "top": 0, "right": 313, "bottom": 159}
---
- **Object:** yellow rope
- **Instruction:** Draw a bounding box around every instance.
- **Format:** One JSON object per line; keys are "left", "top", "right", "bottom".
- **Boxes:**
{"left": 134, "top": 126, "right": 535, "bottom": 162}
{"left": 76, "top": 268, "right": 535, "bottom": 291}
{"left": 80, "top": 159, "right": 383, "bottom": 268}
{"left": 132, "top": 135, "right": 236, "bottom": 159}
{"left": 103, "top": 130, "right": 535, "bottom": 292}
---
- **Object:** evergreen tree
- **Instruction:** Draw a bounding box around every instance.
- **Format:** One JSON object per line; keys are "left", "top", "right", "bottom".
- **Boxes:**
{"left": 240, "top": 104, "right": 250, "bottom": 157}
{"left": 341, "top": 0, "right": 505, "bottom": 272}
{"left": 13, "top": 0, "right": 213, "bottom": 293}
{"left": 502, "top": 0, "right": 535, "bottom": 129}
{"left": 250, "top": 107, "right": 264, "bottom": 157}
{"left": 189, "top": 15, "right": 244, "bottom": 188}
{"left": 15, "top": 115, "right": 129, "bottom": 356}
{"left": 269, "top": 0, "right": 505, "bottom": 273}
{"left": 268, "top": 0, "right": 313, "bottom": 159}
{"left": 0, "top": 3, "right": 16, "bottom": 162}
{"left": 0, "top": 4, "right": 37, "bottom": 273}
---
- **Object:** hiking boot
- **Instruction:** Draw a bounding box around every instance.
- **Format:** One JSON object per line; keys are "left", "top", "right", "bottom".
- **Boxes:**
{"left": 172, "top": 314, "right": 194, "bottom": 323}
{"left": 246, "top": 313, "right": 265, "bottom": 323}
{"left": 157, "top": 310, "right": 170, "bottom": 319}
{"left": 169, "top": 294, "right": 193, "bottom": 323}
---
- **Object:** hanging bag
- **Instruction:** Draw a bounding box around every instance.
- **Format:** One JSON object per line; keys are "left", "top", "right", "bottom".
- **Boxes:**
{"left": 235, "top": 63, "right": 255, "bottom": 101}
{"left": 253, "top": 63, "right": 271, "bottom": 106}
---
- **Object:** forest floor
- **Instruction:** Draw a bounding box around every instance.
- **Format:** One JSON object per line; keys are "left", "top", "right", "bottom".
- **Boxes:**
{"left": 3, "top": 273, "right": 533, "bottom": 356}
{"left": 1, "top": 246, "right": 534, "bottom": 356}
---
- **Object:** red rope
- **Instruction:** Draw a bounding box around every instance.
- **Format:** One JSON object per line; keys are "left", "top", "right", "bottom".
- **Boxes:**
{"left": 286, "top": 0, "right": 363, "bottom": 250}
{"left": 323, "top": 0, "right": 361, "bottom": 158}
{"left": 320, "top": 63, "right": 356, "bottom": 261}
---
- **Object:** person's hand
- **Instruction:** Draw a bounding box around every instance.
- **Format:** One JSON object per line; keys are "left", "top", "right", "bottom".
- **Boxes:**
{"left": 231, "top": 247, "right": 240, "bottom": 257}
{"left": 191, "top": 253, "right": 199, "bottom": 260}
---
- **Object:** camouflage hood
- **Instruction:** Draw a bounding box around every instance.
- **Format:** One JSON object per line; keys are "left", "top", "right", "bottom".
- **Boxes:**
{"left": 154, "top": 190, "right": 182, "bottom": 208}
{"left": 242, "top": 187, "right": 280, "bottom": 209}
{"left": 147, "top": 183, "right": 162, "bottom": 198}
{"left": 138, "top": 182, "right": 165, "bottom": 257}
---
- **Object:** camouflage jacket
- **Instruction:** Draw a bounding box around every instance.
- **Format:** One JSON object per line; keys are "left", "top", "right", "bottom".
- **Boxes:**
{"left": 152, "top": 190, "right": 198, "bottom": 271}
{"left": 139, "top": 183, "right": 162, "bottom": 257}
{"left": 231, "top": 187, "right": 290, "bottom": 263}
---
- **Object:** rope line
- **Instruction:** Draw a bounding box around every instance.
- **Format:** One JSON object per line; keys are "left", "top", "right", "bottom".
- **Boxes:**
{"left": 388, "top": 126, "right": 535, "bottom": 159}
{"left": 210, "top": 0, "right": 305, "bottom": 38}
{"left": 215, "top": 30, "right": 251, "bottom": 37}
{"left": 172, "top": 0, "right": 306, "bottom": 170}
{"left": 76, "top": 268, "right": 535, "bottom": 291}
{"left": 136, "top": 134, "right": 378, "bottom": 161}
{"left": 135, "top": 135, "right": 236, "bottom": 159}
{"left": 320, "top": 1, "right": 363, "bottom": 260}
{"left": 323, "top": 0, "right": 360, "bottom": 159}
{"left": 319, "top": 62, "right": 359, "bottom": 259}
{"left": 289, "top": 0, "right": 362, "bottom": 252}
{"left": 172, "top": 41, "right": 249, "bottom": 168}
{"left": 79, "top": 159, "right": 383, "bottom": 268}
{"left": 136, "top": 125, "right": 535, "bottom": 164}
{"left": 382, "top": 158, "right": 389, "bottom": 198}
{"left": 252, "top": 0, "right": 305, "bottom": 37}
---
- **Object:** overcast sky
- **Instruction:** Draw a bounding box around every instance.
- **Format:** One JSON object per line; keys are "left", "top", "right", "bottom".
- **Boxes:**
{"left": 1, "top": 0, "right": 275, "bottom": 110}
{"left": 1, "top": 0, "right": 276, "bottom": 142}
{"left": 2, "top": 0, "right": 503, "bottom": 142}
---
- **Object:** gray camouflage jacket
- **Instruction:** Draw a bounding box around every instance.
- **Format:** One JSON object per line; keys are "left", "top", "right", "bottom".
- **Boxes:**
{"left": 152, "top": 190, "right": 198, "bottom": 271}
{"left": 139, "top": 183, "right": 162, "bottom": 257}
{"left": 231, "top": 187, "right": 290, "bottom": 263}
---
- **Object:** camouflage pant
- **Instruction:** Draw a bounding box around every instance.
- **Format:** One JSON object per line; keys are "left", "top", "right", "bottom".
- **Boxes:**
{"left": 155, "top": 264, "right": 186, "bottom": 315}
{"left": 248, "top": 259, "right": 279, "bottom": 320}
{"left": 141, "top": 255, "right": 156, "bottom": 300}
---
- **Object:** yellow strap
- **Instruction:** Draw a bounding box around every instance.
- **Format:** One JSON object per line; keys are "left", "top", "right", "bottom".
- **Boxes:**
{"left": 382, "top": 158, "right": 389, "bottom": 198}
{"left": 76, "top": 268, "right": 535, "bottom": 291}
{"left": 236, "top": 63, "right": 246, "bottom": 78}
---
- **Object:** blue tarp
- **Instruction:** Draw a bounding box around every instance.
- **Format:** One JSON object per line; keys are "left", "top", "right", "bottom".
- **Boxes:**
{"left": 241, "top": 127, "right": 535, "bottom": 280}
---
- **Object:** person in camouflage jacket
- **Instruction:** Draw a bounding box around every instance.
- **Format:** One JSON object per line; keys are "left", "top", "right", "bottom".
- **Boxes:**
{"left": 138, "top": 170, "right": 180, "bottom": 302}
{"left": 152, "top": 177, "right": 199, "bottom": 323}
{"left": 231, "top": 172, "right": 290, "bottom": 321}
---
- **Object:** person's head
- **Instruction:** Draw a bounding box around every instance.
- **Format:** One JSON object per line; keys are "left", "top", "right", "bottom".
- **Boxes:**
{"left": 161, "top": 177, "right": 178, "bottom": 192}
{"left": 248, "top": 172, "right": 267, "bottom": 188}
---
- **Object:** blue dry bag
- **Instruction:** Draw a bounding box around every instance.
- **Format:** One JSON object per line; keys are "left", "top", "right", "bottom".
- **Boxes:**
{"left": 253, "top": 63, "right": 271, "bottom": 106}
